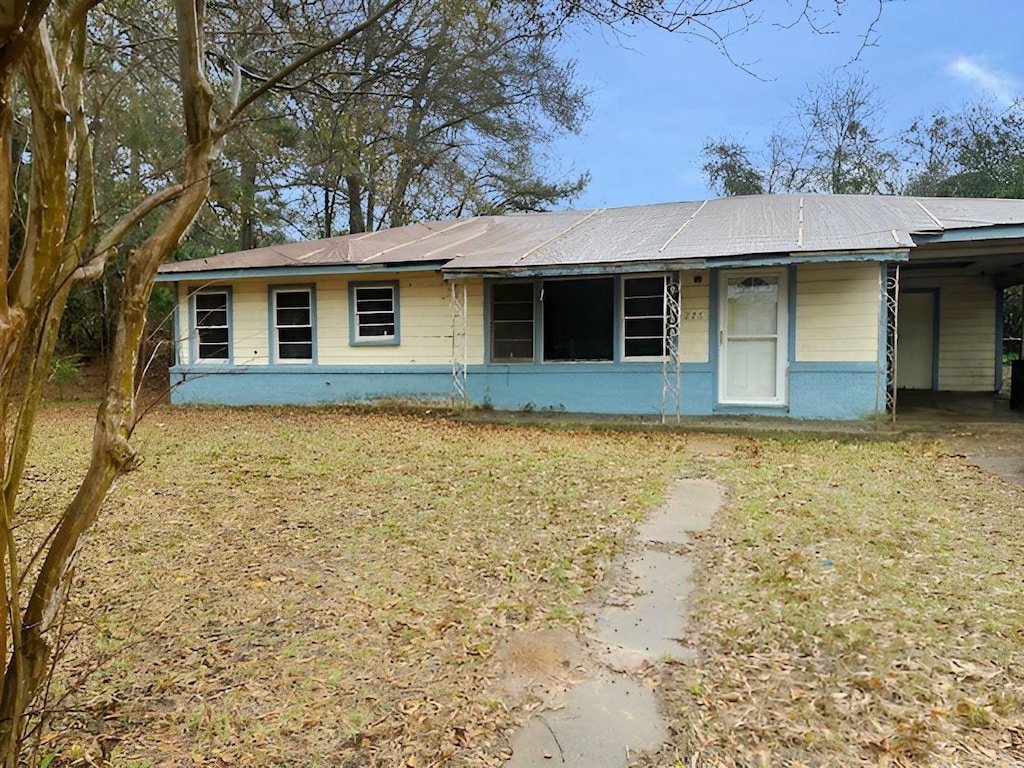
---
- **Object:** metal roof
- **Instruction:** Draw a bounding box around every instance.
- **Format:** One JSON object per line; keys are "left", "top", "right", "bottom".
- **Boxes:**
{"left": 158, "top": 194, "right": 1024, "bottom": 277}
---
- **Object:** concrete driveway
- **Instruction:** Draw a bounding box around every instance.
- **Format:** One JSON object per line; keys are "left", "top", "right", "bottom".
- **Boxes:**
{"left": 898, "top": 391, "right": 1024, "bottom": 486}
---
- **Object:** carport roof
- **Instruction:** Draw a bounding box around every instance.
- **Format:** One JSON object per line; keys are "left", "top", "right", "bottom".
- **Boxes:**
{"left": 157, "top": 194, "right": 1024, "bottom": 278}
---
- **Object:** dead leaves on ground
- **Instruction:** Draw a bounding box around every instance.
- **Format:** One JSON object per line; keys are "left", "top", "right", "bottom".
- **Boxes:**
{"left": 644, "top": 440, "right": 1024, "bottom": 768}
{"left": 25, "top": 405, "right": 687, "bottom": 767}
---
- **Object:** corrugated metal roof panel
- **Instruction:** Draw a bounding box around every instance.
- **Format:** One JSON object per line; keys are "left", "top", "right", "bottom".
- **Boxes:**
{"left": 158, "top": 195, "right": 1024, "bottom": 277}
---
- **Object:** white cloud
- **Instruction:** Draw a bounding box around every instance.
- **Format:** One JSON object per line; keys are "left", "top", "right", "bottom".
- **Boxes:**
{"left": 945, "top": 55, "right": 1019, "bottom": 106}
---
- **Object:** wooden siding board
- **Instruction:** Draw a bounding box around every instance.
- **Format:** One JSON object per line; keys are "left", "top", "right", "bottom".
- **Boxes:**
{"left": 795, "top": 262, "right": 879, "bottom": 363}
{"left": 680, "top": 271, "right": 710, "bottom": 363}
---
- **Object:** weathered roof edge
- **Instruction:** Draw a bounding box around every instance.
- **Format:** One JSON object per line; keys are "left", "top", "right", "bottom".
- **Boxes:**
{"left": 157, "top": 194, "right": 1024, "bottom": 278}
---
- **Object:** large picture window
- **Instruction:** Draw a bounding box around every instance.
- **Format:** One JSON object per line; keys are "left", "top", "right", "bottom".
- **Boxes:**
{"left": 623, "top": 276, "right": 666, "bottom": 359}
{"left": 272, "top": 287, "right": 314, "bottom": 362}
{"left": 490, "top": 282, "right": 534, "bottom": 362}
{"left": 350, "top": 282, "right": 398, "bottom": 344}
{"left": 193, "top": 290, "right": 230, "bottom": 361}
{"left": 543, "top": 278, "right": 613, "bottom": 362}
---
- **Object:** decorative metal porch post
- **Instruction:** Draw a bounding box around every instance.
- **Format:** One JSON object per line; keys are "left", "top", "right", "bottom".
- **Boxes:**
{"left": 661, "top": 275, "right": 682, "bottom": 424}
{"left": 883, "top": 264, "right": 900, "bottom": 429}
{"left": 450, "top": 282, "right": 468, "bottom": 407}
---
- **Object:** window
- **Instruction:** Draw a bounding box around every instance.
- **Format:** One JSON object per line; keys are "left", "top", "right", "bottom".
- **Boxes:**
{"left": 193, "top": 290, "right": 230, "bottom": 361}
{"left": 490, "top": 282, "right": 534, "bottom": 362}
{"left": 272, "top": 287, "right": 314, "bottom": 362}
{"left": 350, "top": 282, "right": 398, "bottom": 345}
{"left": 543, "top": 278, "right": 613, "bottom": 362}
{"left": 623, "top": 276, "right": 666, "bottom": 358}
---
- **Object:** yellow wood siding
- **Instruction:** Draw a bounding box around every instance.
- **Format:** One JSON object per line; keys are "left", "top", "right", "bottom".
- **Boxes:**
{"left": 232, "top": 282, "right": 272, "bottom": 364}
{"left": 175, "top": 272, "right": 485, "bottom": 366}
{"left": 795, "top": 263, "right": 880, "bottom": 362}
{"left": 900, "top": 275, "right": 996, "bottom": 391}
{"left": 937, "top": 284, "right": 995, "bottom": 390}
{"left": 680, "top": 270, "right": 709, "bottom": 363}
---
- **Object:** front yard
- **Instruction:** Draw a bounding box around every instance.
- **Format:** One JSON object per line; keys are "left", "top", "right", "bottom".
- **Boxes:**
{"left": 21, "top": 405, "right": 1024, "bottom": 766}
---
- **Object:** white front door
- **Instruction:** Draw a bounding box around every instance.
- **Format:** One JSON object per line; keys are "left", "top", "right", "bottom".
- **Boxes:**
{"left": 719, "top": 271, "right": 788, "bottom": 405}
{"left": 896, "top": 291, "right": 936, "bottom": 389}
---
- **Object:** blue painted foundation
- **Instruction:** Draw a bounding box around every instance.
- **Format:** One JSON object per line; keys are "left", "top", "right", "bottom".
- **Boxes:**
{"left": 169, "top": 365, "right": 453, "bottom": 406}
{"left": 170, "top": 360, "right": 881, "bottom": 419}
{"left": 787, "top": 363, "right": 882, "bottom": 420}
{"left": 468, "top": 363, "right": 714, "bottom": 415}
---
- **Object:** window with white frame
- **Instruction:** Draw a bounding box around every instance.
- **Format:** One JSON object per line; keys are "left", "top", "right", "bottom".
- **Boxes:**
{"left": 622, "top": 275, "right": 667, "bottom": 358}
{"left": 193, "top": 290, "right": 230, "bottom": 361}
{"left": 272, "top": 288, "right": 313, "bottom": 361}
{"left": 351, "top": 283, "right": 397, "bottom": 343}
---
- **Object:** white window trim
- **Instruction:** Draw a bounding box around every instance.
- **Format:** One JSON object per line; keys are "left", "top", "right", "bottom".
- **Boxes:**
{"left": 191, "top": 289, "right": 231, "bottom": 364}
{"left": 271, "top": 286, "right": 315, "bottom": 364}
{"left": 350, "top": 281, "right": 399, "bottom": 346}
{"left": 621, "top": 273, "right": 669, "bottom": 361}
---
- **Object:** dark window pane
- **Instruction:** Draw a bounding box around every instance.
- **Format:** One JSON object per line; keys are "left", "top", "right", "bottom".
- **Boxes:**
{"left": 543, "top": 278, "right": 613, "bottom": 361}
{"left": 360, "top": 323, "right": 395, "bottom": 337}
{"left": 196, "top": 293, "right": 227, "bottom": 312}
{"left": 493, "top": 339, "right": 533, "bottom": 360}
{"left": 356, "top": 287, "right": 393, "bottom": 302}
{"left": 277, "top": 308, "right": 310, "bottom": 326}
{"left": 276, "top": 291, "right": 310, "bottom": 309}
{"left": 357, "top": 299, "right": 394, "bottom": 313}
{"left": 197, "top": 309, "right": 227, "bottom": 327}
{"left": 624, "top": 277, "right": 664, "bottom": 297}
{"left": 279, "top": 327, "right": 312, "bottom": 344}
{"left": 199, "top": 327, "right": 228, "bottom": 345}
{"left": 625, "top": 317, "right": 664, "bottom": 338}
{"left": 279, "top": 343, "right": 313, "bottom": 359}
{"left": 625, "top": 337, "right": 664, "bottom": 357}
{"left": 198, "top": 323, "right": 229, "bottom": 360}
{"left": 493, "top": 321, "right": 533, "bottom": 341}
{"left": 624, "top": 296, "right": 663, "bottom": 317}
{"left": 492, "top": 301, "right": 534, "bottom": 321}
{"left": 493, "top": 283, "right": 533, "bottom": 302}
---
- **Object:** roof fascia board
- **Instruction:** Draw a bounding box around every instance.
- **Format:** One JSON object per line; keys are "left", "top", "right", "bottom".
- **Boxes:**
{"left": 155, "top": 262, "right": 445, "bottom": 283}
{"left": 442, "top": 250, "right": 909, "bottom": 279}
{"left": 913, "top": 225, "right": 1024, "bottom": 244}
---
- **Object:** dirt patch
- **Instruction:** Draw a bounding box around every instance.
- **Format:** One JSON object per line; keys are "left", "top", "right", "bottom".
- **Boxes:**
{"left": 490, "top": 629, "right": 589, "bottom": 711}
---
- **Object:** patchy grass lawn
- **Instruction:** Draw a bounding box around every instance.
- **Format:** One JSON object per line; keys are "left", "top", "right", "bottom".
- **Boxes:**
{"left": 645, "top": 438, "right": 1024, "bottom": 768}
{"left": 25, "top": 405, "right": 688, "bottom": 767}
{"left": 19, "top": 406, "right": 1024, "bottom": 767}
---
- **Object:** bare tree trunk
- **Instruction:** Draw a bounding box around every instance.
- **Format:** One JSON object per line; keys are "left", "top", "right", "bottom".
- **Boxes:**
{"left": 0, "top": 1, "right": 217, "bottom": 759}
{"left": 345, "top": 174, "right": 365, "bottom": 233}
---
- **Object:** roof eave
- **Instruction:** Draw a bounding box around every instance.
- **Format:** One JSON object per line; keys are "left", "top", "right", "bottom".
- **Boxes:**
{"left": 442, "top": 249, "right": 910, "bottom": 279}
{"left": 154, "top": 260, "right": 448, "bottom": 283}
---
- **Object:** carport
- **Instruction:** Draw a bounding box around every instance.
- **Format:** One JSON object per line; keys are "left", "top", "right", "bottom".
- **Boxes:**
{"left": 887, "top": 207, "right": 1024, "bottom": 424}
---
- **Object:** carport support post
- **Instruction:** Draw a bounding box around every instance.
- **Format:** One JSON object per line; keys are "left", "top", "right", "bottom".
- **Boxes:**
{"left": 877, "top": 264, "right": 900, "bottom": 430}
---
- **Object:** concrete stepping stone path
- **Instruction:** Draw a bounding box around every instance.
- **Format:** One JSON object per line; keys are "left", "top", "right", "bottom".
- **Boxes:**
{"left": 502, "top": 478, "right": 721, "bottom": 767}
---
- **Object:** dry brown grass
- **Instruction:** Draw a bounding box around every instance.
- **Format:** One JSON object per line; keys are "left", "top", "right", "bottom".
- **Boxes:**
{"left": 23, "top": 404, "right": 688, "bottom": 767}
{"left": 645, "top": 438, "right": 1024, "bottom": 768}
{"left": 17, "top": 406, "right": 1024, "bottom": 767}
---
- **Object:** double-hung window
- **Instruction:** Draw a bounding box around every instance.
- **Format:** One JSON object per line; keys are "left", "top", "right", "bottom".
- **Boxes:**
{"left": 193, "top": 290, "right": 230, "bottom": 361}
{"left": 622, "top": 275, "right": 667, "bottom": 359}
{"left": 272, "top": 287, "right": 314, "bottom": 362}
{"left": 350, "top": 282, "right": 399, "bottom": 345}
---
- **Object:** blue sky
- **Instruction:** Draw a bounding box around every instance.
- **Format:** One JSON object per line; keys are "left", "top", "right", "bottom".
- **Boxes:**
{"left": 551, "top": 1, "right": 1024, "bottom": 209}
